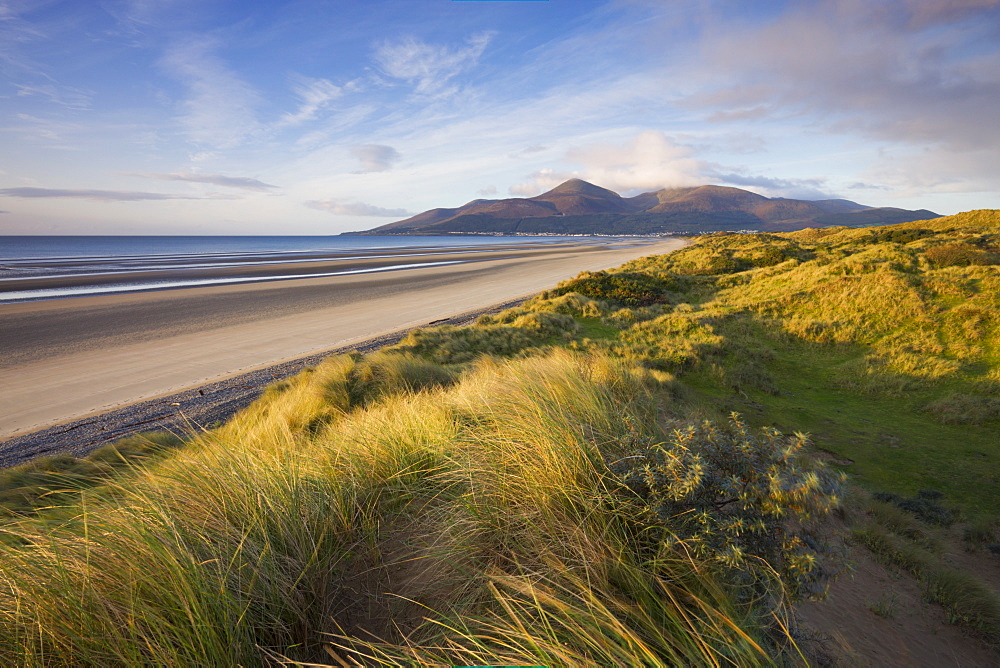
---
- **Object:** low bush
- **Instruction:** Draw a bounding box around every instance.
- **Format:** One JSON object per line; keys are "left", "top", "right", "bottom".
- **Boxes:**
{"left": 924, "top": 242, "right": 993, "bottom": 267}
{"left": 872, "top": 490, "right": 958, "bottom": 527}
{"left": 610, "top": 414, "right": 845, "bottom": 601}
{"left": 549, "top": 270, "right": 673, "bottom": 306}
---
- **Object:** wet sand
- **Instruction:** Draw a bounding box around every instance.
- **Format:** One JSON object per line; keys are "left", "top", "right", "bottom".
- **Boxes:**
{"left": 0, "top": 238, "right": 684, "bottom": 442}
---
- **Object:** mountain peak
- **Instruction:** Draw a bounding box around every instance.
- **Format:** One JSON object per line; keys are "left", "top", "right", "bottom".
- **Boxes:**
{"left": 539, "top": 178, "right": 621, "bottom": 199}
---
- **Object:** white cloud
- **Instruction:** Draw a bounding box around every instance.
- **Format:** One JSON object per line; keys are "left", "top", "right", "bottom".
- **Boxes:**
{"left": 160, "top": 37, "right": 262, "bottom": 149}
{"left": 305, "top": 198, "right": 410, "bottom": 217}
{"left": 509, "top": 169, "right": 574, "bottom": 196}
{"left": 477, "top": 185, "right": 498, "bottom": 196}
{"left": 0, "top": 187, "right": 211, "bottom": 201}
{"left": 14, "top": 82, "right": 92, "bottom": 110}
{"left": 373, "top": 32, "right": 492, "bottom": 96}
{"left": 278, "top": 76, "right": 342, "bottom": 127}
{"left": 511, "top": 131, "right": 706, "bottom": 196}
{"left": 709, "top": 172, "right": 832, "bottom": 200}
{"left": 3, "top": 113, "right": 82, "bottom": 145}
{"left": 350, "top": 144, "right": 400, "bottom": 173}
{"left": 130, "top": 172, "right": 278, "bottom": 190}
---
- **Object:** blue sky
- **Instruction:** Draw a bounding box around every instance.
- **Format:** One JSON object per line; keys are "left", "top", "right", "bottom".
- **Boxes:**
{"left": 1, "top": 0, "right": 998, "bottom": 234}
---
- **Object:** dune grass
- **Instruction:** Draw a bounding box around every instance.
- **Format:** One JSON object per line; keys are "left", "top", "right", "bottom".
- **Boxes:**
{"left": 0, "top": 431, "right": 184, "bottom": 523}
{"left": 0, "top": 349, "right": 841, "bottom": 665}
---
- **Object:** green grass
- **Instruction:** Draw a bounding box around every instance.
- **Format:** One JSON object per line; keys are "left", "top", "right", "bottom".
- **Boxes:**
{"left": 689, "top": 340, "right": 1000, "bottom": 517}
{"left": 0, "top": 431, "right": 184, "bottom": 521}
{"left": 536, "top": 211, "right": 1000, "bottom": 519}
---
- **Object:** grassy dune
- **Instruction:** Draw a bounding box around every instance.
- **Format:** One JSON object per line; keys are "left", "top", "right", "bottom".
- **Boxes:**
{"left": 603, "top": 210, "right": 1000, "bottom": 517}
{"left": 0, "top": 211, "right": 998, "bottom": 664}
{"left": 0, "top": 351, "right": 830, "bottom": 665}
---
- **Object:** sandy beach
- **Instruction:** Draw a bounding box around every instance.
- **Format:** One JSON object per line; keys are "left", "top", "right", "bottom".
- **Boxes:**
{"left": 0, "top": 238, "right": 684, "bottom": 442}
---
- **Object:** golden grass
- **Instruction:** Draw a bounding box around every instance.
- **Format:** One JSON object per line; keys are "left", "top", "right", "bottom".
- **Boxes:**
{"left": 0, "top": 350, "right": 790, "bottom": 666}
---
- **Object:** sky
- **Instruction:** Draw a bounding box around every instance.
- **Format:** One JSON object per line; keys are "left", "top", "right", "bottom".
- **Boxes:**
{"left": 1, "top": 0, "right": 999, "bottom": 235}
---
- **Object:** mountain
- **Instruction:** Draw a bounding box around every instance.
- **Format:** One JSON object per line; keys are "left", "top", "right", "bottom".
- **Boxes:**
{"left": 353, "top": 180, "right": 939, "bottom": 235}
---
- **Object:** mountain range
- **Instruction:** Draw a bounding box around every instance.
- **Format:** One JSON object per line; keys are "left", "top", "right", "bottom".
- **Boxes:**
{"left": 353, "top": 179, "right": 939, "bottom": 235}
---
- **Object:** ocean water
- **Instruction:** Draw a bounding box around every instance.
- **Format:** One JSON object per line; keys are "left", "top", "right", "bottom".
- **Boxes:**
{"left": 0, "top": 235, "right": 587, "bottom": 303}
{"left": 0, "top": 234, "right": 574, "bottom": 262}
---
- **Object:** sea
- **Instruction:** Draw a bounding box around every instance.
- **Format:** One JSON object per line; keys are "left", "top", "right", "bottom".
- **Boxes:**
{"left": 0, "top": 235, "right": 589, "bottom": 304}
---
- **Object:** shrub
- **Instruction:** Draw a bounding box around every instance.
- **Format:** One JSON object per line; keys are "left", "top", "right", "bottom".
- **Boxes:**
{"left": 550, "top": 270, "right": 672, "bottom": 307}
{"left": 391, "top": 325, "right": 540, "bottom": 364}
{"left": 874, "top": 228, "right": 933, "bottom": 244}
{"left": 747, "top": 245, "right": 790, "bottom": 268}
{"left": 872, "top": 490, "right": 959, "bottom": 526}
{"left": 924, "top": 243, "right": 992, "bottom": 267}
{"left": 610, "top": 414, "right": 845, "bottom": 601}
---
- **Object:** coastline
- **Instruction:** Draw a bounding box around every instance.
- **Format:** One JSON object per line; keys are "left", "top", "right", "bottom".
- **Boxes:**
{"left": 0, "top": 238, "right": 686, "bottom": 461}
{"left": 0, "top": 297, "right": 526, "bottom": 469}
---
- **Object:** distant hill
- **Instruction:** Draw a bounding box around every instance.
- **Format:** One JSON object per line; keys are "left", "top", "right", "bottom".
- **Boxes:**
{"left": 352, "top": 179, "right": 939, "bottom": 235}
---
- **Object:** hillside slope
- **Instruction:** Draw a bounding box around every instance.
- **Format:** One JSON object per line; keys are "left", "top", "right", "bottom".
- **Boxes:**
{"left": 358, "top": 179, "right": 938, "bottom": 235}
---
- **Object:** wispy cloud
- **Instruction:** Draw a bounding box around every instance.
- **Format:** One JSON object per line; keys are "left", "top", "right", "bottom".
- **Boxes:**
{"left": 159, "top": 37, "right": 261, "bottom": 149}
{"left": 130, "top": 172, "right": 279, "bottom": 190}
{"left": 350, "top": 144, "right": 400, "bottom": 173}
{"left": 0, "top": 4, "right": 94, "bottom": 110}
{"left": 13, "top": 82, "right": 92, "bottom": 110}
{"left": 373, "top": 32, "right": 492, "bottom": 96}
{"left": 0, "top": 187, "right": 225, "bottom": 201}
{"left": 2, "top": 113, "right": 83, "bottom": 146}
{"left": 710, "top": 172, "right": 832, "bottom": 200}
{"left": 305, "top": 198, "right": 410, "bottom": 217}
{"left": 278, "top": 76, "right": 343, "bottom": 127}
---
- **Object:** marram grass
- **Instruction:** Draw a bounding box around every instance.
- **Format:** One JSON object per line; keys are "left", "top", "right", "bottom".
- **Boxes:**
{"left": 0, "top": 349, "right": 825, "bottom": 666}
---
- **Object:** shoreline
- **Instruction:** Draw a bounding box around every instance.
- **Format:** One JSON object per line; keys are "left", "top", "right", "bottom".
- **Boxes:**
{"left": 0, "top": 238, "right": 686, "bottom": 463}
{"left": 0, "top": 297, "right": 527, "bottom": 468}
{"left": 0, "top": 241, "right": 589, "bottom": 303}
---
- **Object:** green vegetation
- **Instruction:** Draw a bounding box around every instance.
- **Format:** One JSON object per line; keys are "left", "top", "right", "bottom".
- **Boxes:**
{"left": 0, "top": 208, "right": 997, "bottom": 664}
{"left": 555, "top": 210, "right": 1000, "bottom": 517}
{"left": 0, "top": 350, "right": 835, "bottom": 665}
